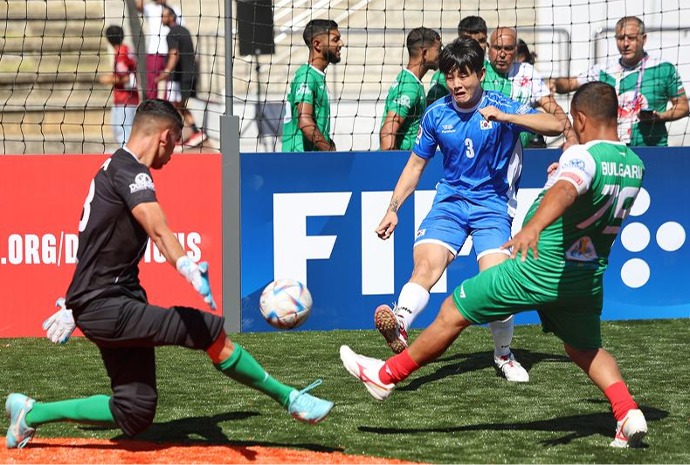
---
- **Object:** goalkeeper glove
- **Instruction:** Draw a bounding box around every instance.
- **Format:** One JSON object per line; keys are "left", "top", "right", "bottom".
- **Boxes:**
{"left": 42, "top": 298, "right": 76, "bottom": 344}
{"left": 176, "top": 256, "right": 217, "bottom": 310}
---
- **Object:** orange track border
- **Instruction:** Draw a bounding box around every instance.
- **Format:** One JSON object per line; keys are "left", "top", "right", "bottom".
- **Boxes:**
{"left": 1, "top": 438, "right": 420, "bottom": 464}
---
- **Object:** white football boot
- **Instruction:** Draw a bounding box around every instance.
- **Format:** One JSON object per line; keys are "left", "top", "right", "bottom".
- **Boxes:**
{"left": 610, "top": 408, "right": 647, "bottom": 448}
{"left": 339, "top": 345, "right": 395, "bottom": 401}
{"left": 494, "top": 352, "right": 529, "bottom": 382}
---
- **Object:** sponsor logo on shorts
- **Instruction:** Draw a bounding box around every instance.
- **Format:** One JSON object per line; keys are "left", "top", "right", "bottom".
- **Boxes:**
{"left": 415, "top": 228, "right": 426, "bottom": 238}
{"left": 459, "top": 284, "right": 466, "bottom": 298}
{"left": 129, "top": 173, "right": 155, "bottom": 193}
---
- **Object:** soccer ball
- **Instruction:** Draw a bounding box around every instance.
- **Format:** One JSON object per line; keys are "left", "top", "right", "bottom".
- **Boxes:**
{"left": 259, "top": 279, "right": 312, "bottom": 329}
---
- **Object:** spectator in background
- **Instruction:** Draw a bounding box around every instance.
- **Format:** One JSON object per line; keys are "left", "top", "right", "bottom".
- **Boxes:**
{"left": 514, "top": 38, "right": 545, "bottom": 147}
{"left": 516, "top": 38, "right": 536, "bottom": 65}
{"left": 549, "top": 16, "right": 689, "bottom": 146}
{"left": 282, "top": 20, "right": 343, "bottom": 152}
{"left": 99, "top": 25, "right": 140, "bottom": 147}
{"left": 426, "top": 16, "right": 488, "bottom": 105}
{"left": 136, "top": 0, "right": 182, "bottom": 100}
{"left": 156, "top": 6, "right": 206, "bottom": 148}
{"left": 380, "top": 27, "right": 441, "bottom": 151}
{"left": 484, "top": 27, "right": 578, "bottom": 149}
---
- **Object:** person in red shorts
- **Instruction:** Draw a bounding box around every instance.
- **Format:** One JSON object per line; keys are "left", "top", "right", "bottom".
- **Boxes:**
{"left": 99, "top": 25, "right": 140, "bottom": 146}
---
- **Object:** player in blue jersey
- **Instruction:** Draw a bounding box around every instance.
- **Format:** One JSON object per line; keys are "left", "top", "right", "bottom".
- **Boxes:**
{"left": 374, "top": 37, "right": 564, "bottom": 382}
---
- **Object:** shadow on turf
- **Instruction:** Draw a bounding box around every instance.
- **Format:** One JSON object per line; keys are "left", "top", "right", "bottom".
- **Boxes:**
{"left": 397, "top": 348, "right": 569, "bottom": 392}
{"left": 359, "top": 404, "right": 667, "bottom": 446}
{"left": 73, "top": 411, "right": 344, "bottom": 453}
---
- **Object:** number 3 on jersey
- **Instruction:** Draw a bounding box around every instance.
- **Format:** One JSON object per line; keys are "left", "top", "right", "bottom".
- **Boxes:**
{"left": 464, "top": 138, "right": 475, "bottom": 158}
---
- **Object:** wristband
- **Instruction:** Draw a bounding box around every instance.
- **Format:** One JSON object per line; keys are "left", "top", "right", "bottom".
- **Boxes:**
{"left": 176, "top": 255, "right": 195, "bottom": 282}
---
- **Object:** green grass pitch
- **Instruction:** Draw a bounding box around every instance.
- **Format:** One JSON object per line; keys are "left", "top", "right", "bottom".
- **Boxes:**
{"left": 1, "top": 318, "right": 688, "bottom": 463}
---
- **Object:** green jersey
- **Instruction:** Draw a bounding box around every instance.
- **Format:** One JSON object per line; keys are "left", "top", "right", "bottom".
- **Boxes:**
{"left": 454, "top": 140, "right": 644, "bottom": 349}
{"left": 483, "top": 62, "right": 551, "bottom": 106}
{"left": 381, "top": 69, "right": 426, "bottom": 150}
{"left": 282, "top": 64, "right": 331, "bottom": 152}
{"left": 520, "top": 140, "right": 645, "bottom": 294}
{"left": 483, "top": 62, "right": 552, "bottom": 147}
{"left": 578, "top": 54, "right": 686, "bottom": 146}
{"left": 427, "top": 62, "right": 551, "bottom": 146}
{"left": 426, "top": 70, "right": 448, "bottom": 105}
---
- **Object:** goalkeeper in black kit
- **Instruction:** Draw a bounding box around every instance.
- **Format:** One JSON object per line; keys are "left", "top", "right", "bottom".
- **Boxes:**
{"left": 5, "top": 99, "right": 333, "bottom": 449}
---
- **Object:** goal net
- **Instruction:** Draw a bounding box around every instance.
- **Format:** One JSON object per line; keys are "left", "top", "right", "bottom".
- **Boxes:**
{"left": 1, "top": 0, "right": 688, "bottom": 154}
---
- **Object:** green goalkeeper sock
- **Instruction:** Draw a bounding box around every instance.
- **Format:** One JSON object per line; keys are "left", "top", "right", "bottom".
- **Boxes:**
{"left": 25, "top": 394, "right": 115, "bottom": 427}
{"left": 215, "top": 344, "right": 294, "bottom": 408}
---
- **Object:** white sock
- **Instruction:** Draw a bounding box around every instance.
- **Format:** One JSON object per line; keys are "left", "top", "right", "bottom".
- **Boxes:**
{"left": 489, "top": 315, "right": 514, "bottom": 358}
{"left": 395, "top": 282, "right": 430, "bottom": 330}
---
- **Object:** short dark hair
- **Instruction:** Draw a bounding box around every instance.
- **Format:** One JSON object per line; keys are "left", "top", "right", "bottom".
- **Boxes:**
{"left": 439, "top": 37, "right": 485, "bottom": 76}
{"left": 163, "top": 5, "right": 177, "bottom": 22}
{"left": 105, "top": 25, "right": 124, "bottom": 47}
{"left": 572, "top": 82, "right": 618, "bottom": 122}
{"left": 303, "top": 19, "right": 339, "bottom": 47}
{"left": 458, "top": 16, "right": 487, "bottom": 36}
{"left": 517, "top": 39, "right": 536, "bottom": 65}
{"left": 406, "top": 27, "right": 441, "bottom": 56}
{"left": 133, "top": 99, "right": 184, "bottom": 133}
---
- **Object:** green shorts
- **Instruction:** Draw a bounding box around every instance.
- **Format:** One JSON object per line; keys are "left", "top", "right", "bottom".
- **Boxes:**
{"left": 452, "top": 259, "right": 604, "bottom": 350}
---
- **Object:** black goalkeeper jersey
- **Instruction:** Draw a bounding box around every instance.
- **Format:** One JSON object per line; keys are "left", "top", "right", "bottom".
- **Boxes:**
{"left": 65, "top": 149, "right": 158, "bottom": 311}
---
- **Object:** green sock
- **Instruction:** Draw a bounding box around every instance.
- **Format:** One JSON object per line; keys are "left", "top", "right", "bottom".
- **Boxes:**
{"left": 25, "top": 395, "right": 115, "bottom": 427}
{"left": 215, "top": 344, "right": 294, "bottom": 408}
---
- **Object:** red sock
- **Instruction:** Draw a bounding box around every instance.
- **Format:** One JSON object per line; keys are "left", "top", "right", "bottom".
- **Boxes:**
{"left": 604, "top": 381, "right": 638, "bottom": 421}
{"left": 379, "top": 349, "right": 420, "bottom": 385}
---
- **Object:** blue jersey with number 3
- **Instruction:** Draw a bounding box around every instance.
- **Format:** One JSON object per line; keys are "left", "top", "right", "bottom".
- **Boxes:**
{"left": 413, "top": 90, "right": 537, "bottom": 215}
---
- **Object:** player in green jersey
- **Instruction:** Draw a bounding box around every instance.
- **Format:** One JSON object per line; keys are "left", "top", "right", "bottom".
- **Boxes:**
{"left": 282, "top": 19, "right": 343, "bottom": 152}
{"left": 380, "top": 27, "right": 441, "bottom": 150}
{"left": 426, "top": 16, "right": 487, "bottom": 105}
{"left": 483, "top": 27, "right": 578, "bottom": 149}
{"left": 549, "top": 16, "right": 689, "bottom": 146}
{"left": 342, "top": 81, "right": 648, "bottom": 448}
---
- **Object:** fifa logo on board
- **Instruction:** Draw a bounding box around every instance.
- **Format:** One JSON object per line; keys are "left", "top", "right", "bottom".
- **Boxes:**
{"left": 618, "top": 187, "right": 685, "bottom": 288}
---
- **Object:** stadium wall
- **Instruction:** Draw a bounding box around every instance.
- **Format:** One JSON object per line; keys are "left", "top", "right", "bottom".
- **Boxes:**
{"left": 0, "top": 154, "right": 223, "bottom": 338}
{"left": 0, "top": 148, "right": 688, "bottom": 337}
{"left": 239, "top": 148, "right": 690, "bottom": 332}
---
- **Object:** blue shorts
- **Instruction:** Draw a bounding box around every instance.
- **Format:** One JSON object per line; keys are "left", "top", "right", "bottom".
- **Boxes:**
{"left": 414, "top": 196, "right": 512, "bottom": 259}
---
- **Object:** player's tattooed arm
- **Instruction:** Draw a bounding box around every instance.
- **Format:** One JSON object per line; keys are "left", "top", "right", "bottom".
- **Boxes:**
{"left": 377, "top": 198, "right": 401, "bottom": 239}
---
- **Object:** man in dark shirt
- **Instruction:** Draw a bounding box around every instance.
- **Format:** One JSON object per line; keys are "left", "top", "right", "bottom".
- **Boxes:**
{"left": 5, "top": 100, "right": 333, "bottom": 449}
{"left": 156, "top": 6, "right": 206, "bottom": 148}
